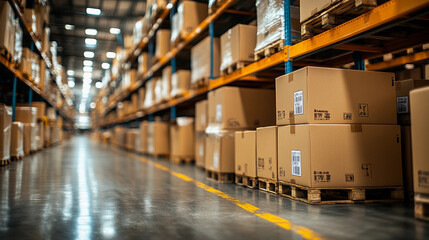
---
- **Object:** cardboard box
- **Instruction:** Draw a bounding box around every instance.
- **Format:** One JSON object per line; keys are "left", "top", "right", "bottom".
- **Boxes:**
{"left": 256, "top": 126, "right": 278, "bottom": 180}
{"left": 147, "top": 121, "right": 169, "bottom": 155}
{"left": 161, "top": 66, "right": 172, "bottom": 101}
{"left": 278, "top": 124, "right": 402, "bottom": 188}
{"left": 10, "top": 122, "right": 24, "bottom": 157}
{"left": 205, "top": 130, "right": 235, "bottom": 173}
{"left": 410, "top": 86, "right": 429, "bottom": 194}
{"left": 23, "top": 123, "right": 34, "bottom": 154}
{"left": 43, "top": 122, "right": 50, "bottom": 147}
{"left": 171, "top": 70, "right": 191, "bottom": 98}
{"left": 220, "top": 24, "right": 256, "bottom": 71}
{"left": 300, "top": 0, "right": 332, "bottom": 22}
{"left": 0, "top": 1, "right": 15, "bottom": 55}
{"left": 15, "top": 106, "right": 37, "bottom": 124}
{"left": 234, "top": 130, "right": 257, "bottom": 178}
{"left": 32, "top": 123, "right": 40, "bottom": 151}
{"left": 395, "top": 67, "right": 422, "bottom": 80}
{"left": 171, "top": 0, "right": 208, "bottom": 44}
{"left": 138, "top": 87, "right": 145, "bottom": 110}
{"left": 140, "top": 121, "right": 149, "bottom": 153}
{"left": 143, "top": 79, "right": 155, "bottom": 108}
{"left": 396, "top": 79, "right": 429, "bottom": 125}
{"left": 17, "top": 102, "right": 45, "bottom": 119}
{"left": 47, "top": 107, "right": 56, "bottom": 120}
{"left": 154, "top": 77, "right": 163, "bottom": 105}
{"left": 195, "top": 100, "right": 208, "bottom": 132}
{"left": 195, "top": 132, "right": 206, "bottom": 168}
{"left": 208, "top": 87, "right": 275, "bottom": 130}
{"left": 138, "top": 52, "right": 149, "bottom": 77}
{"left": 0, "top": 104, "right": 12, "bottom": 160}
{"left": 155, "top": 29, "right": 170, "bottom": 60}
{"left": 191, "top": 36, "right": 220, "bottom": 84}
{"left": 401, "top": 126, "right": 414, "bottom": 200}
{"left": 276, "top": 67, "right": 397, "bottom": 125}
{"left": 127, "top": 129, "right": 140, "bottom": 152}
{"left": 38, "top": 122, "right": 44, "bottom": 150}
{"left": 170, "top": 117, "right": 194, "bottom": 158}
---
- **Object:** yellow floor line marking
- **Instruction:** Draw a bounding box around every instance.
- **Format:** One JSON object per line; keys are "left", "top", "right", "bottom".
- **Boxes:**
{"left": 139, "top": 157, "right": 326, "bottom": 240}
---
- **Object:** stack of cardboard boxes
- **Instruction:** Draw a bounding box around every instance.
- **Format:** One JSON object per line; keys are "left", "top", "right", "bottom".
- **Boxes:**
{"left": 195, "top": 100, "right": 208, "bottom": 169}
{"left": 170, "top": 117, "right": 194, "bottom": 163}
{"left": 170, "top": 1, "right": 207, "bottom": 46}
{"left": 0, "top": 104, "right": 12, "bottom": 162}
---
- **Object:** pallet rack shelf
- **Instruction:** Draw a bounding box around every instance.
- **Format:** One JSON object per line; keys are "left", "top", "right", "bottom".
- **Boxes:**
{"left": 95, "top": 0, "right": 429, "bottom": 128}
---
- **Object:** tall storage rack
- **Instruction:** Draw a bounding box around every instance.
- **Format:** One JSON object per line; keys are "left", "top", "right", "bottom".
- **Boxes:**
{"left": 93, "top": 0, "right": 429, "bottom": 128}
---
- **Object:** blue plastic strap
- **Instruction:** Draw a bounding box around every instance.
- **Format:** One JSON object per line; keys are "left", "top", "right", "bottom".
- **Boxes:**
{"left": 170, "top": 106, "right": 176, "bottom": 120}
{"left": 28, "top": 88, "right": 33, "bottom": 106}
{"left": 284, "top": 0, "right": 293, "bottom": 74}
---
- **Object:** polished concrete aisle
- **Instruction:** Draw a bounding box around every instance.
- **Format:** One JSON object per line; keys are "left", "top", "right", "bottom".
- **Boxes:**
{"left": 0, "top": 136, "right": 428, "bottom": 240}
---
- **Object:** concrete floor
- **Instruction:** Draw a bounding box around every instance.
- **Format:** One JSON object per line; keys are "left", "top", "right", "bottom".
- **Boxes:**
{"left": 0, "top": 136, "right": 428, "bottom": 240}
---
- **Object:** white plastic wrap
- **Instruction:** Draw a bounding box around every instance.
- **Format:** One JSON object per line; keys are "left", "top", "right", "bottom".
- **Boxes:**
{"left": 133, "top": 17, "right": 151, "bottom": 47}
{"left": 143, "top": 79, "right": 154, "bottom": 108}
{"left": 170, "top": 13, "right": 180, "bottom": 44}
{"left": 154, "top": 77, "right": 163, "bottom": 104}
{"left": 10, "top": 122, "right": 24, "bottom": 158}
{"left": 161, "top": 66, "right": 171, "bottom": 101}
{"left": 0, "top": 105, "right": 12, "bottom": 161}
{"left": 31, "top": 123, "right": 40, "bottom": 151}
{"left": 14, "top": 18, "right": 23, "bottom": 64}
{"left": 0, "top": 1, "right": 15, "bottom": 55}
{"left": 254, "top": 0, "right": 300, "bottom": 52}
{"left": 138, "top": 52, "right": 149, "bottom": 77}
{"left": 171, "top": 70, "right": 191, "bottom": 97}
{"left": 191, "top": 36, "right": 220, "bottom": 83}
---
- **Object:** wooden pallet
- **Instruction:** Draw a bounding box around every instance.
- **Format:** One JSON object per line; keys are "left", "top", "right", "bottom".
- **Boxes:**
{"left": 415, "top": 193, "right": 429, "bottom": 221}
{"left": 235, "top": 174, "right": 258, "bottom": 189}
{"left": 301, "top": 0, "right": 378, "bottom": 39}
{"left": 254, "top": 39, "right": 285, "bottom": 61}
{"left": 170, "top": 156, "right": 194, "bottom": 164}
{"left": 190, "top": 77, "right": 209, "bottom": 90}
{"left": 278, "top": 181, "right": 404, "bottom": 205}
{"left": 258, "top": 178, "right": 278, "bottom": 194}
{"left": 1, "top": 159, "right": 11, "bottom": 166}
{"left": 196, "top": 164, "right": 205, "bottom": 170}
{"left": 0, "top": 48, "right": 13, "bottom": 63}
{"left": 11, "top": 155, "right": 23, "bottom": 161}
{"left": 220, "top": 61, "right": 252, "bottom": 76}
{"left": 206, "top": 169, "right": 235, "bottom": 183}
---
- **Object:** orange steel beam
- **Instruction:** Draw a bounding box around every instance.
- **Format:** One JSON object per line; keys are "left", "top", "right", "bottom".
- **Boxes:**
{"left": 366, "top": 50, "right": 429, "bottom": 70}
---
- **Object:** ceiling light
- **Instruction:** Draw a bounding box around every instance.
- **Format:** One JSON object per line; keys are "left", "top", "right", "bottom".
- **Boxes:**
{"left": 67, "top": 70, "right": 74, "bottom": 76}
{"left": 90, "top": 102, "right": 96, "bottom": 109}
{"left": 84, "top": 51, "right": 94, "bottom": 58}
{"left": 65, "top": 24, "right": 74, "bottom": 30}
{"left": 83, "top": 66, "right": 93, "bottom": 72}
{"left": 85, "top": 28, "right": 97, "bottom": 36}
{"left": 68, "top": 81, "right": 75, "bottom": 88}
{"left": 83, "top": 60, "right": 93, "bottom": 66}
{"left": 109, "top": 28, "right": 121, "bottom": 34}
{"left": 85, "top": 38, "right": 97, "bottom": 46}
{"left": 83, "top": 72, "right": 92, "bottom": 79}
{"left": 86, "top": 8, "right": 101, "bottom": 15}
{"left": 102, "top": 63, "right": 110, "bottom": 69}
{"left": 95, "top": 82, "right": 103, "bottom": 89}
{"left": 106, "top": 52, "right": 116, "bottom": 59}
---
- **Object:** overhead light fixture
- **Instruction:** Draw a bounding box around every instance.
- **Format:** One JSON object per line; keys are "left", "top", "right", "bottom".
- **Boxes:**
{"left": 102, "top": 63, "right": 110, "bottom": 69}
{"left": 83, "top": 60, "right": 93, "bottom": 66}
{"left": 109, "top": 28, "right": 121, "bottom": 34}
{"left": 83, "top": 72, "right": 92, "bottom": 79}
{"left": 106, "top": 52, "right": 116, "bottom": 59}
{"left": 90, "top": 102, "right": 96, "bottom": 109}
{"left": 84, "top": 51, "right": 94, "bottom": 58}
{"left": 67, "top": 70, "right": 74, "bottom": 76}
{"left": 95, "top": 82, "right": 103, "bottom": 89}
{"left": 65, "top": 24, "right": 74, "bottom": 30}
{"left": 86, "top": 8, "right": 101, "bottom": 16}
{"left": 85, "top": 28, "right": 97, "bottom": 36}
{"left": 83, "top": 66, "right": 93, "bottom": 72}
{"left": 68, "top": 81, "right": 75, "bottom": 88}
{"left": 85, "top": 38, "right": 97, "bottom": 46}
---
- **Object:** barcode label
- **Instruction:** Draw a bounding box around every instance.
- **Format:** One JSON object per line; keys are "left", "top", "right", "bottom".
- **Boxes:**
{"left": 397, "top": 96, "right": 409, "bottom": 114}
{"left": 294, "top": 91, "right": 303, "bottom": 115}
{"left": 291, "top": 150, "right": 301, "bottom": 176}
{"left": 216, "top": 104, "right": 222, "bottom": 122}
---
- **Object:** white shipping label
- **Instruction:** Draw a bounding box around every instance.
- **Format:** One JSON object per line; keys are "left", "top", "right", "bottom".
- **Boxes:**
{"left": 213, "top": 151, "right": 219, "bottom": 169}
{"left": 397, "top": 96, "right": 409, "bottom": 114}
{"left": 199, "top": 144, "right": 204, "bottom": 156}
{"left": 291, "top": 150, "right": 301, "bottom": 176}
{"left": 216, "top": 104, "right": 222, "bottom": 122}
{"left": 294, "top": 91, "right": 304, "bottom": 115}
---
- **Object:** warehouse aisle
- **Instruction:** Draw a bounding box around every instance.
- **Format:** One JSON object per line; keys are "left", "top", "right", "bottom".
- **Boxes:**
{"left": 0, "top": 135, "right": 428, "bottom": 240}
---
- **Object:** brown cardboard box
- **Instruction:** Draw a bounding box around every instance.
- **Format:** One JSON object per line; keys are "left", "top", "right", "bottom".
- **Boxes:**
{"left": 300, "top": 0, "right": 332, "bottom": 23}
{"left": 0, "top": 1, "right": 15, "bottom": 55}
{"left": 148, "top": 121, "right": 169, "bottom": 155}
{"left": 39, "top": 59, "right": 46, "bottom": 91}
{"left": 140, "top": 121, "right": 148, "bottom": 153}
{"left": 401, "top": 126, "right": 414, "bottom": 200}
{"left": 205, "top": 130, "right": 235, "bottom": 173}
{"left": 208, "top": 87, "right": 275, "bottom": 130}
{"left": 234, "top": 130, "right": 257, "bottom": 178}
{"left": 396, "top": 79, "right": 429, "bottom": 125}
{"left": 127, "top": 129, "right": 140, "bottom": 152}
{"left": 278, "top": 124, "right": 402, "bottom": 188}
{"left": 10, "top": 122, "right": 24, "bottom": 157}
{"left": 191, "top": 36, "right": 220, "bottom": 84}
{"left": 170, "top": 117, "right": 194, "bottom": 158}
{"left": 43, "top": 122, "right": 50, "bottom": 147}
{"left": 131, "top": 93, "right": 138, "bottom": 112}
{"left": 38, "top": 122, "right": 44, "bottom": 150}
{"left": 171, "top": 0, "right": 208, "bottom": 44}
{"left": 155, "top": 29, "right": 170, "bottom": 60}
{"left": 256, "top": 126, "right": 278, "bottom": 180}
{"left": 32, "top": 123, "right": 40, "bottom": 151}
{"left": 161, "top": 66, "right": 172, "bottom": 101}
{"left": 138, "top": 87, "right": 145, "bottom": 110}
{"left": 23, "top": 123, "right": 34, "bottom": 154}
{"left": 195, "top": 100, "right": 208, "bottom": 132}
{"left": 410, "top": 86, "right": 429, "bottom": 194}
{"left": 276, "top": 67, "right": 396, "bottom": 125}
{"left": 171, "top": 70, "right": 191, "bottom": 98}
{"left": 195, "top": 132, "right": 205, "bottom": 168}
{"left": 138, "top": 52, "right": 149, "bottom": 77}
{"left": 220, "top": 24, "right": 256, "bottom": 71}
{"left": 395, "top": 67, "right": 422, "bottom": 80}
{"left": 0, "top": 104, "right": 12, "bottom": 160}
{"left": 17, "top": 102, "right": 45, "bottom": 119}
{"left": 15, "top": 106, "right": 37, "bottom": 124}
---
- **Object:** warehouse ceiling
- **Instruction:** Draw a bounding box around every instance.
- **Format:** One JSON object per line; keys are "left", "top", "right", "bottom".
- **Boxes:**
{"left": 49, "top": 0, "right": 146, "bottom": 109}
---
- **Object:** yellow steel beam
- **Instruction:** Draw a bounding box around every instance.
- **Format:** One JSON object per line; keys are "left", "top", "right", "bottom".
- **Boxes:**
{"left": 288, "top": 0, "right": 429, "bottom": 60}
{"left": 366, "top": 50, "right": 429, "bottom": 70}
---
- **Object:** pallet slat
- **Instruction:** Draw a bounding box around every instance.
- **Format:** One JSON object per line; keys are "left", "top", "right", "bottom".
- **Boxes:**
{"left": 235, "top": 175, "right": 259, "bottom": 189}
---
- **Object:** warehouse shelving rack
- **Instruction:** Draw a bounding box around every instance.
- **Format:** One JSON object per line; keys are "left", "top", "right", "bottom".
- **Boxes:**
{"left": 0, "top": 0, "right": 75, "bottom": 123}
{"left": 95, "top": 0, "right": 429, "bottom": 129}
